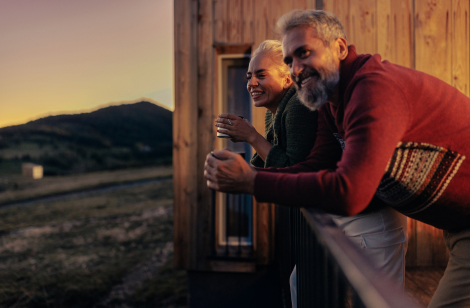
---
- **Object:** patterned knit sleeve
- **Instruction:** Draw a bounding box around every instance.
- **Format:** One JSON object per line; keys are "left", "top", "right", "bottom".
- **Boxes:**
{"left": 264, "top": 95, "right": 318, "bottom": 168}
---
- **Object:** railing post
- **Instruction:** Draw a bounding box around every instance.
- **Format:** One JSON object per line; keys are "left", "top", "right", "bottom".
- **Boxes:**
{"left": 224, "top": 193, "right": 229, "bottom": 256}
{"left": 210, "top": 189, "right": 216, "bottom": 256}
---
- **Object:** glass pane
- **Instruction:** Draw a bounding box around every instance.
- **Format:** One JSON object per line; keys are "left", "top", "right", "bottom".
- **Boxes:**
{"left": 224, "top": 59, "right": 252, "bottom": 157}
{"left": 219, "top": 56, "right": 253, "bottom": 247}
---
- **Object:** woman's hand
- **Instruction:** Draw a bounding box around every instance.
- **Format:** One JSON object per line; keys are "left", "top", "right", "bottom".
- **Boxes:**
{"left": 216, "top": 113, "right": 273, "bottom": 161}
{"left": 215, "top": 113, "right": 259, "bottom": 143}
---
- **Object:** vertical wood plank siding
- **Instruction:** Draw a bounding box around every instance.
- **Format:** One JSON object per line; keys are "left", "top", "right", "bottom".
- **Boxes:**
{"left": 414, "top": 0, "right": 452, "bottom": 266}
{"left": 174, "top": 0, "right": 470, "bottom": 270}
{"left": 415, "top": 1, "right": 452, "bottom": 85}
{"left": 242, "top": 0, "right": 254, "bottom": 44}
{"left": 228, "top": 0, "right": 243, "bottom": 43}
{"left": 350, "top": 0, "right": 377, "bottom": 55}
{"left": 452, "top": 0, "right": 469, "bottom": 96}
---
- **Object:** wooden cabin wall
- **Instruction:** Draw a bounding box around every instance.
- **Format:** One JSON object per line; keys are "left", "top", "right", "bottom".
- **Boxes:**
{"left": 174, "top": 0, "right": 321, "bottom": 271}
{"left": 324, "top": 0, "right": 470, "bottom": 266}
{"left": 174, "top": 0, "right": 470, "bottom": 270}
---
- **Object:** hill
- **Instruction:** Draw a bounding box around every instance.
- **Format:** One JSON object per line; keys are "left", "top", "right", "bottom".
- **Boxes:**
{"left": 0, "top": 101, "right": 173, "bottom": 175}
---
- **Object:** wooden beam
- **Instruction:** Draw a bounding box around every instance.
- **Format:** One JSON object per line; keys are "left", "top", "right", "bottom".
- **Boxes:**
{"left": 194, "top": 0, "right": 215, "bottom": 271}
{"left": 213, "top": 43, "right": 252, "bottom": 54}
{"left": 173, "top": 0, "right": 199, "bottom": 269}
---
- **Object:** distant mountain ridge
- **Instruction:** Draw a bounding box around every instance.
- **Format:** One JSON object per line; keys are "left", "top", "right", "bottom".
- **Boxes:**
{"left": 0, "top": 101, "right": 173, "bottom": 175}
{"left": 0, "top": 101, "right": 172, "bottom": 149}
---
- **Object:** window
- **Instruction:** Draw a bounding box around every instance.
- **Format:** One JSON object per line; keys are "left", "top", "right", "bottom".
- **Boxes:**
{"left": 216, "top": 54, "right": 253, "bottom": 254}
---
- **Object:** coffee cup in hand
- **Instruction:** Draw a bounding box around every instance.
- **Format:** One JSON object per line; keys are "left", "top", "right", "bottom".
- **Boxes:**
{"left": 217, "top": 128, "right": 231, "bottom": 138}
{"left": 216, "top": 115, "right": 244, "bottom": 138}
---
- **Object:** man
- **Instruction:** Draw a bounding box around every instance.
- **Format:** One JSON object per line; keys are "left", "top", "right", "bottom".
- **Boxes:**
{"left": 205, "top": 9, "right": 470, "bottom": 308}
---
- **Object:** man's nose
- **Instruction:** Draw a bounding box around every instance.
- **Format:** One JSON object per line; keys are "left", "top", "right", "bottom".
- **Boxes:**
{"left": 291, "top": 59, "right": 303, "bottom": 77}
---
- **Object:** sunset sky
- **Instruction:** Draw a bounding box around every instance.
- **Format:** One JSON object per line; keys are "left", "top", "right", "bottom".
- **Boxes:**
{"left": 0, "top": 0, "right": 173, "bottom": 128}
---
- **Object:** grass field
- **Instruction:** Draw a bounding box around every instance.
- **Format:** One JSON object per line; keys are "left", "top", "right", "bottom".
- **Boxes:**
{"left": 0, "top": 169, "right": 186, "bottom": 308}
{"left": 0, "top": 166, "right": 173, "bottom": 205}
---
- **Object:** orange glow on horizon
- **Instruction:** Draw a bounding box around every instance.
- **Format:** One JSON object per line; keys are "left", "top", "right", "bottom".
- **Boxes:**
{"left": 0, "top": 0, "right": 174, "bottom": 129}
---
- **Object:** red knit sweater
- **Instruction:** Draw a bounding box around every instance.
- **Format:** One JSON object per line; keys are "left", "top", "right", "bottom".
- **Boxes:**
{"left": 254, "top": 45, "right": 470, "bottom": 231}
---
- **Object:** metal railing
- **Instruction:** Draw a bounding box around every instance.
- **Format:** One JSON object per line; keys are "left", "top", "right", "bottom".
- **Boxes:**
{"left": 209, "top": 190, "right": 254, "bottom": 261}
{"left": 284, "top": 207, "right": 421, "bottom": 308}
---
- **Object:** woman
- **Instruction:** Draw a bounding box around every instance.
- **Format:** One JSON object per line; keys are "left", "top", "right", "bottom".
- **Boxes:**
{"left": 216, "top": 40, "right": 318, "bottom": 168}
{"left": 215, "top": 40, "right": 407, "bottom": 308}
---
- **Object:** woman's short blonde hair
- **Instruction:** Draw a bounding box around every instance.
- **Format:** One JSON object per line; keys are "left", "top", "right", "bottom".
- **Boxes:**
{"left": 251, "top": 40, "right": 290, "bottom": 77}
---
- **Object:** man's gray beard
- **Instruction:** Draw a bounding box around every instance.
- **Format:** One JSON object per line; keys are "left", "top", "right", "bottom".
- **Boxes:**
{"left": 296, "top": 69, "right": 340, "bottom": 111}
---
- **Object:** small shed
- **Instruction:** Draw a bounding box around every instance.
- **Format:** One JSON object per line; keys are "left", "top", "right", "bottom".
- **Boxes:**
{"left": 22, "top": 163, "right": 43, "bottom": 179}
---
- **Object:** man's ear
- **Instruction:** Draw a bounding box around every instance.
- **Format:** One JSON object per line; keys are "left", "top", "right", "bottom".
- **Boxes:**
{"left": 334, "top": 37, "right": 348, "bottom": 61}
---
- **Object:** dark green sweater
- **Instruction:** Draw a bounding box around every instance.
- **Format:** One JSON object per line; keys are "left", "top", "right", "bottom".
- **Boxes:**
{"left": 250, "top": 87, "right": 318, "bottom": 168}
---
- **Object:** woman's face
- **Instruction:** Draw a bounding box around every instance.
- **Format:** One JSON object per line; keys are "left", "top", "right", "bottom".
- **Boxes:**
{"left": 246, "top": 54, "right": 292, "bottom": 111}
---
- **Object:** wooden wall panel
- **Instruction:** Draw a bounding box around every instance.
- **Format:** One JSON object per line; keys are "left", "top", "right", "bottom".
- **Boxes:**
{"left": 268, "top": 0, "right": 292, "bottom": 40}
{"left": 242, "top": 0, "right": 254, "bottom": 44}
{"left": 228, "top": 0, "right": 243, "bottom": 43}
{"left": 173, "top": 0, "right": 199, "bottom": 269}
{"left": 391, "top": 0, "right": 414, "bottom": 67}
{"left": 349, "top": 0, "right": 377, "bottom": 54}
{"left": 377, "top": 0, "right": 413, "bottom": 67}
{"left": 452, "top": 0, "right": 470, "bottom": 96}
{"left": 252, "top": 1, "right": 270, "bottom": 137}
{"left": 292, "top": 0, "right": 309, "bottom": 10}
{"left": 194, "top": 0, "right": 215, "bottom": 271}
{"left": 323, "top": 0, "right": 334, "bottom": 12}
{"left": 415, "top": 221, "right": 435, "bottom": 266}
{"left": 406, "top": 217, "right": 417, "bottom": 267}
{"left": 376, "top": 0, "right": 392, "bottom": 60}
{"left": 323, "top": 0, "right": 351, "bottom": 42}
{"left": 214, "top": 0, "right": 228, "bottom": 43}
{"left": 415, "top": 0, "right": 452, "bottom": 84}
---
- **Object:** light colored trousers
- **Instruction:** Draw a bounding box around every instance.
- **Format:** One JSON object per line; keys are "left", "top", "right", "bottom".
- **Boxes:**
{"left": 428, "top": 228, "right": 470, "bottom": 308}
{"left": 290, "top": 207, "right": 408, "bottom": 308}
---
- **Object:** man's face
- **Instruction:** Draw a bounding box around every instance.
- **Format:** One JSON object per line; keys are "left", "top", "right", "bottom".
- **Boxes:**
{"left": 282, "top": 26, "right": 341, "bottom": 111}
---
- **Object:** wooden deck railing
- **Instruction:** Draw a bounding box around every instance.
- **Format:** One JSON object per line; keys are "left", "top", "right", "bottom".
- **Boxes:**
{"left": 209, "top": 190, "right": 254, "bottom": 261}
{"left": 287, "top": 207, "right": 421, "bottom": 308}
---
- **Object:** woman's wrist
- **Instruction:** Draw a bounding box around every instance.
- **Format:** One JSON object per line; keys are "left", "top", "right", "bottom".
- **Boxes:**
{"left": 247, "top": 132, "right": 262, "bottom": 146}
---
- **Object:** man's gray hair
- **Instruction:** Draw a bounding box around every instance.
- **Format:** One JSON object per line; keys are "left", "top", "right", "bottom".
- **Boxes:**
{"left": 276, "top": 10, "right": 347, "bottom": 46}
{"left": 252, "top": 40, "right": 290, "bottom": 77}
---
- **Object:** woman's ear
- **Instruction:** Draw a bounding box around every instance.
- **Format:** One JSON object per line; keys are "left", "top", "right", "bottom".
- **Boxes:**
{"left": 283, "top": 75, "right": 293, "bottom": 89}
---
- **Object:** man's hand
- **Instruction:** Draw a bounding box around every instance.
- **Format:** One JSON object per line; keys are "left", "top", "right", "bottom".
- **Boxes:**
{"left": 204, "top": 149, "right": 257, "bottom": 194}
